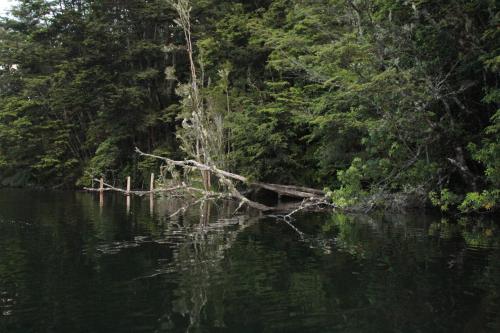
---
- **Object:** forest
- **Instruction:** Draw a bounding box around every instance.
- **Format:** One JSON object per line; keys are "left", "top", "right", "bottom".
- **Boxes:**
{"left": 0, "top": 0, "right": 498, "bottom": 213}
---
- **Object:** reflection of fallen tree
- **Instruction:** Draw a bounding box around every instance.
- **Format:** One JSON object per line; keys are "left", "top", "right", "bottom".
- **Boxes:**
{"left": 170, "top": 203, "right": 247, "bottom": 331}
{"left": 88, "top": 198, "right": 257, "bottom": 331}
{"left": 152, "top": 201, "right": 258, "bottom": 331}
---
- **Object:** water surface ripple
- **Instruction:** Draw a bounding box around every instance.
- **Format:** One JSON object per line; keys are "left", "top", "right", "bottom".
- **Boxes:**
{"left": 0, "top": 189, "right": 499, "bottom": 332}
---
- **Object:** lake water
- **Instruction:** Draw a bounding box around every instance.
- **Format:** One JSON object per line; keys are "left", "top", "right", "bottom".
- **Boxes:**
{"left": 0, "top": 189, "right": 499, "bottom": 332}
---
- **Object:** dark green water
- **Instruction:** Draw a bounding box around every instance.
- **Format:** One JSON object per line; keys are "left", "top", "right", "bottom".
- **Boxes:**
{"left": 0, "top": 189, "right": 499, "bottom": 332}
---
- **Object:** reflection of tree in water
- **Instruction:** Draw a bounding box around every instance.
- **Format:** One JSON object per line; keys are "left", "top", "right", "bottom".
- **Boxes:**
{"left": 474, "top": 249, "right": 500, "bottom": 331}
{"left": 3, "top": 190, "right": 499, "bottom": 332}
{"left": 172, "top": 202, "right": 221, "bottom": 331}
{"left": 152, "top": 200, "right": 258, "bottom": 332}
{"left": 157, "top": 209, "right": 500, "bottom": 332}
{"left": 315, "top": 213, "right": 500, "bottom": 332}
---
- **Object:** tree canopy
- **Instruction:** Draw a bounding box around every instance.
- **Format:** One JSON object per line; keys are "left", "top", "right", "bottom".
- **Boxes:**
{"left": 0, "top": 0, "right": 498, "bottom": 212}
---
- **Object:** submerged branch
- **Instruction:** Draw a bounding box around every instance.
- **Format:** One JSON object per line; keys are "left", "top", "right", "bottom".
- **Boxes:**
{"left": 135, "top": 147, "right": 324, "bottom": 199}
{"left": 84, "top": 148, "right": 335, "bottom": 218}
{"left": 84, "top": 179, "right": 193, "bottom": 197}
{"left": 135, "top": 147, "right": 332, "bottom": 212}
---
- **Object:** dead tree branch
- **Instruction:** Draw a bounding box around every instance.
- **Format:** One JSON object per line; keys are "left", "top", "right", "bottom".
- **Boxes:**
{"left": 135, "top": 148, "right": 324, "bottom": 199}
{"left": 132, "top": 147, "right": 333, "bottom": 214}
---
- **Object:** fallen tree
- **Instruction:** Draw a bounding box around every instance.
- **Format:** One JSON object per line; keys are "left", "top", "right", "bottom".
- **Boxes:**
{"left": 84, "top": 147, "right": 335, "bottom": 217}
{"left": 134, "top": 148, "right": 324, "bottom": 199}
{"left": 135, "top": 147, "right": 332, "bottom": 212}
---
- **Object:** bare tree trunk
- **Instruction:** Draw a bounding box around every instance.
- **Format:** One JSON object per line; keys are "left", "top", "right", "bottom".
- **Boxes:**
{"left": 169, "top": 0, "right": 216, "bottom": 191}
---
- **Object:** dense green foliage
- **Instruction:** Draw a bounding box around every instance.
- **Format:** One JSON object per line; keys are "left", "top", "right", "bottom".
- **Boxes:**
{"left": 0, "top": 0, "right": 498, "bottom": 212}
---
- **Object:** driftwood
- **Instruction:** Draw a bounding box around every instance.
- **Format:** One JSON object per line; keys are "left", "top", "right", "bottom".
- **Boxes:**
{"left": 84, "top": 148, "right": 334, "bottom": 216}
{"left": 84, "top": 180, "right": 189, "bottom": 196}
{"left": 135, "top": 148, "right": 324, "bottom": 200}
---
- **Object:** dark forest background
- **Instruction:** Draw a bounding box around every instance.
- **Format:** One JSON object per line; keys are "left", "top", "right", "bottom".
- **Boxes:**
{"left": 0, "top": 0, "right": 498, "bottom": 212}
